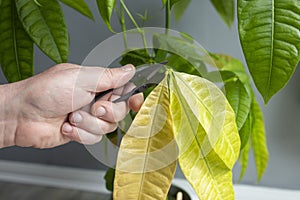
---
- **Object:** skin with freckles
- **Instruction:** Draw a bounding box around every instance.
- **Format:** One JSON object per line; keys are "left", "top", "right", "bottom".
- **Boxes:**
{"left": 0, "top": 63, "right": 143, "bottom": 149}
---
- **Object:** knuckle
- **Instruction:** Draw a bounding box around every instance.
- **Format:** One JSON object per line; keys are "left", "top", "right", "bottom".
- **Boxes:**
{"left": 102, "top": 68, "right": 115, "bottom": 88}
{"left": 112, "top": 114, "right": 123, "bottom": 123}
{"left": 52, "top": 63, "right": 80, "bottom": 71}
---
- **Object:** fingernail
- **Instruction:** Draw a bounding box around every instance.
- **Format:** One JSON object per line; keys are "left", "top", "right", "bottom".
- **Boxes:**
{"left": 121, "top": 64, "right": 133, "bottom": 72}
{"left": 72, "top": 113, "right": 82, "bottom": 123}
{"left": 63, "top": 124, "right": 73, "bottom": 133}
{"left": 96, "top": 106, "right": 106, "bottom": 117}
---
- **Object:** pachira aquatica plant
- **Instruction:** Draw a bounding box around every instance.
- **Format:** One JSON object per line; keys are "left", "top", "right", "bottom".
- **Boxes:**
{"left": 0, "top": 0, "right": 300, "bottom": 199}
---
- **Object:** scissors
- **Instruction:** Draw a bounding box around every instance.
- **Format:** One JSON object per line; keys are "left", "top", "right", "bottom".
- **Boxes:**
{"left": 94, "top": 61, "right": 167, "bottom": 103}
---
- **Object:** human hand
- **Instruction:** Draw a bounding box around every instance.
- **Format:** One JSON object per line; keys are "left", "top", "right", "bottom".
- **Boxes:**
{"left": 4, "top": 63, "right": 143, "bottom": 148}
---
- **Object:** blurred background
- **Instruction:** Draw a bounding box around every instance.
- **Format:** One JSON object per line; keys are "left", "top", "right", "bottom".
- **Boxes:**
{"left": 0, "top": 0, "right": 300, "bottom": 190}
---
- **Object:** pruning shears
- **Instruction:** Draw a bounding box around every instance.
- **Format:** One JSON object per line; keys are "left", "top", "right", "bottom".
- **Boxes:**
{"left": 94, "top": 61, "right": 167, "bottom": 103}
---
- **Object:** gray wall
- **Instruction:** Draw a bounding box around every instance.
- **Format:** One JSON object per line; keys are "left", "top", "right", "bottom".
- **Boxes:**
{"left": 173, "top": 1, "right": 300, "bottom": 190}
{"left": 0, "top": 0, "right": 166, "bottom": 171}
{"left": 1, "top": 0, "right": 300, "bottom": 190}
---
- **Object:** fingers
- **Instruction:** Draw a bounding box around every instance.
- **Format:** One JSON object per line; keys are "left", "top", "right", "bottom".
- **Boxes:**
{"left": 69, "top": 111, "right": 117, "bottom": 133}
{"left": 77, "top": 64, "right": 135, "bottom": 93}
{"left": 128, "top": 93, "right": 144, "bottom": 112}
{"left": 91, "top": 101, "right": 129, "bottom": 123}
{"left": 62, "top": 110, "right": 118, "bottom": 144}
{"left": 90, "top": 83, "right": 140, "bottom": 122}
{"left": 92, "top": 92, "right": 144, "bottom": 120}
{"left": 62, "top": 77, "right": 145, "bottom": 145}
{"left": 62, "top": 122, "right": 103, "bottom": 145}
{"left": 117, "top": 82, "right": 144, "bottom": 112}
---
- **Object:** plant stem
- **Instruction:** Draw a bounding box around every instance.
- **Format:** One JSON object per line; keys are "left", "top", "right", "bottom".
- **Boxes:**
{"left": 120, "top": 0, "right": 150, "bottom": 57}
{"left": 120, "top": 0, "right": 140, "bottom": 31}
{"left": 165, "top": 0, "right": 171, "bottom": 30}
{"left": 120, "top": 5, "right": 128, "bottom": 49}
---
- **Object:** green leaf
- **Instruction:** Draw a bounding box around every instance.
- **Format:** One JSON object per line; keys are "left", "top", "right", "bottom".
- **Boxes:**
{"left": 208, "top": 53, "right": 255, "bottom": 148}
{"left": 166, "top": 54, "right": 201, "bottom": 76}
{"left": 59, "top": 0, "right": 93, "bottom": 20}
{"left": 209, "top": 53, "right": 253, "bottom": 119}
{"left": 96, "top": 0, "right": 116, "bottom": 32}
{"left": 114, "top": 80, "right": 177, "bottom": 200}
{"left": 238, "top": 112, "right": 252, "bottom": 150}
{"left": 224, "top": 80, "right": 251, "bottom": 130}
{"left": 163, "top": 0, "right": 186, "bottom": 9}
{"left": 238, "top": 97, "right": 268, "bottom": 181}
{"left": 106, "top": 130, "right": 119, "bottom": 146}
{"left": 210, "top": 0, "right": 234, "bottom": 27}
{"left": 209, "top": 53, "right": 251, "bottom": 87}
{"left": 15, "top": 0, "right": 69, "bottom": 63}
{"left": 172, "top": 0, "right": 191, "bottom": 21}
{"left": 33, "top": 0, "right": 42, "bottom": 7}
{"left": 251, "top": 98, "right": 269, "bottom": 181}
{"left": 238, "top": 0, "right": 300, "bottom": 103}
{"left": 154, "top": 48, "right": 168, "bottom": 63}
{"left": 119, "top": 49, "right": 153, "bottom": 66}
{"left": 0, "top": 0, "right": 33, "bottom": 82}
{"left": 136, "top": 10, "right": 152, "bottom": 24}
{"left": 170, "top": 71, "right": 240, "bottom": 200}
{"left": 170, "top": 0, "right": 181, "bottom": 6}
{"left": 104, "top": 167, "right": 115, "bottom": 192}
{"left": 203, "top": 70, "right": 237, "bottom": 83}
{"left": 238, "top": 141, "right": 250, "bottom": 181}
{"left": 163, "top": 0, "right": 191, "bottom": 21}
{"left": 154, "top": 34, "right": 207, "bottom": 75}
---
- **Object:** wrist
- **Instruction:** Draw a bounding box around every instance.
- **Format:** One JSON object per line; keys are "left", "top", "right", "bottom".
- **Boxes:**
{"left": 0, "top": 80, "right": 26, "bottom": 148}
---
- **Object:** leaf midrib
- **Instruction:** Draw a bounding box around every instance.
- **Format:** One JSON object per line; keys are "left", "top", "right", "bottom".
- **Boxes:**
{"left": 174, "top": 71, "right": 237, "bottom": 167}
{"left": 170, "top": 72, "right": 224, "bottom": 198}
{"left": 37, "top": 1, "right": 62, "bottom": 62}
{"left": 174, "top": 72, "right": 215, "bottom": 119}
{"left": 266, "top": 0, "right": 275, "bottom": 101}
{"left": 137, "top": 83, "right": 166, "bottom": 200}
{"left": 18, "top": 0, "right": 63, "bottom": 62}
{"left": 11, "top": 1, "right": 21, "bottom": 80}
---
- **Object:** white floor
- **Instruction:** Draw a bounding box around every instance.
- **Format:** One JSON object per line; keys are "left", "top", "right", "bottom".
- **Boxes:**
{"left": 0, "top": 160, "right": 300, "bottom": 200}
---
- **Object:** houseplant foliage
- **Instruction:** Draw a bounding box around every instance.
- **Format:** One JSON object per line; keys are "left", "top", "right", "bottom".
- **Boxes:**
{"left": 113, "top": 70, "right": 241, "bottom": 199}
{"left": 0, "top": 0, "right": 299, "bottom": 199}
{"left": 238, "top": 0, "right": 300, "bottom": 103}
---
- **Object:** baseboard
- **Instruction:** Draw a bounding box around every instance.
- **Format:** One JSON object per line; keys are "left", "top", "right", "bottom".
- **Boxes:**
{"left": 2, "top": 160, "right": 300, "bottom": 200}
{"left": 0, "top": 160, "right": 109, "bottom": 193}
{"left": 0, "top": 160, "right": 198, "bottom": 199}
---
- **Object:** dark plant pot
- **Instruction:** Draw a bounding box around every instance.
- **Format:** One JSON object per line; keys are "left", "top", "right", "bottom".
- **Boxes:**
{"left": 104, "top": 184, "right": 192, "bottom": 200}
{"left": 167, "top": 185, "right": 191, "bottom": 200}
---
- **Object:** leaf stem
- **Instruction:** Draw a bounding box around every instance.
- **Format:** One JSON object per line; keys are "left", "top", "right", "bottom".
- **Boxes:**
{"left": 120, "top": 0, "right": 150, "bottom": 56}
{"left": 120, "top": 0, "right": 140, "bottom": 31}
{"left": 119, "top": 4, "right": 128, "bottom": 48}
{"left": 165, "top": 0, "right": 171, "bottom": 30}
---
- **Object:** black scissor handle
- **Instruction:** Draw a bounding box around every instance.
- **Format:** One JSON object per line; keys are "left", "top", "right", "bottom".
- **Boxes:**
{"left": 94, "top": 61, "right": 167, "bottom": 103}
{"left": 94, "top": 88, "right": 114, "bottom": 102}
{"left": 112, "top": 83, "right": 158, "bottom": 103}
{"left": 94, "top": 83, "right": 158, "bottom": 103}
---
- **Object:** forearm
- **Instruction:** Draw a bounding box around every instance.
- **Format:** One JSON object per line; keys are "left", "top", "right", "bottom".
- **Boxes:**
{"left": 0, "top": 81, "right": 24, "bottom": 148}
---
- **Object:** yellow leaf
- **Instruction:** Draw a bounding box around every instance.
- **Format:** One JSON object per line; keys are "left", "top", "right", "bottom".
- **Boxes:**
{"left": 113, "top": 79, "right": 177, "bottom": 200}
{"left": 251, "top": 98, "right": 268, "bottom": 181}
{"left": 114, "top": 70, "right": 241, "bottom": 200}
{"left": 170, "top": 71, "right": 240, "bottom": 200}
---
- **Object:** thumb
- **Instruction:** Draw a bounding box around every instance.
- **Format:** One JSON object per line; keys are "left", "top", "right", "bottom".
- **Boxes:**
{"left": 77, "top": 64, "right": 135, "bottom": 93}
